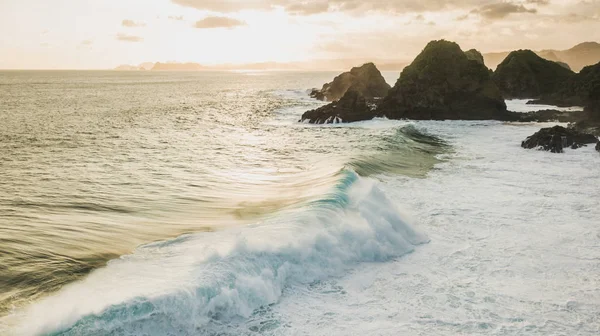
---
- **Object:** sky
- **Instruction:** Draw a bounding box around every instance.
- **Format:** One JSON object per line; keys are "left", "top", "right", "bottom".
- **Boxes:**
{"left": 0, "top": 0, "right": 599, "bottom": 69}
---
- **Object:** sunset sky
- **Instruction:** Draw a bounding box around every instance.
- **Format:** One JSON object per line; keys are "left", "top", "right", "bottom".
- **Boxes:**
{"left": 0, "top": 0, "right": 599, "bottom": 69}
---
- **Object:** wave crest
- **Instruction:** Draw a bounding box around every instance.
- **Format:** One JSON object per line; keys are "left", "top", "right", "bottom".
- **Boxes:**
{"left": 11, "top": 171, "right": 428, "bottom": 336}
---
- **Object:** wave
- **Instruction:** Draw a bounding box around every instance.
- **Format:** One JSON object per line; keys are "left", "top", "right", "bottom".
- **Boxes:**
{"left": 348, "top": 124, "right": 449, "bottom": 178}
{"left": 8, "top": 170, "right": 428, "bottom": 336}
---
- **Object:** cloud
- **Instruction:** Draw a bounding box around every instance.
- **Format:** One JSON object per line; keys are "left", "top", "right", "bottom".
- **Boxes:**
{"left": 286, "top": 2, "right": 330, "bottom": 15}
{"left": 471, "top": 2, "right": 537, "bottom": 20}
{"left": 170, "top": 0, "right": 592, "bottom": 22}
{"left": 169, "top": 15, "right": 184, "bottom": 20}
{"left": 194, "top": 16, "right": 246, "bottom": 29}
{"left": 170, "top": 0, "right": 487, "bottom": 15}
{"left": 557, "top": 13, "right": 600, "bottom": 23}
{"left": 122, "top": 19, "right": 146, "bottom": 27}
{"left": 526, "top": 0, "right": 550, "bottom": 5}
{"left": 116, "top": 33, "right": 144, "bottom": 42}
{"left": 172, "top": 0, "right": 272, "bottom": 12}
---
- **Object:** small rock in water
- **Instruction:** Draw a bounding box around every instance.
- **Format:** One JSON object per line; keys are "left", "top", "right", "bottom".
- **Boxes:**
{"left": 300, "top": 89, "right": 375, "bottom": 124}
{"left": 521, "top": 125, "right": 597, "bottom": 153}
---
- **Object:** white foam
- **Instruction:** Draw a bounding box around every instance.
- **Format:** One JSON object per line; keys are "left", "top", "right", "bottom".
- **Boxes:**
{"left": 267, "top": 120, "right": 600, "bottom": 335}
{"left": 7, "top": 172, "right": 427, "bottom": 335}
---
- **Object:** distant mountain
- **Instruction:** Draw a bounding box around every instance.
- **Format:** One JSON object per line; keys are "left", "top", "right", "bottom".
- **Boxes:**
{"left": 108, "top": 42, "right": 599, "bottom": 73}
{"left": 138, "top": 62, "right": 155, "bottom": 70}
{"left": 113, "top": 59, "right": 407, "bottom": 72}
{"left": 114, "top": 64, "right": 147, "bottom": 71}
{"left": 484, "top": 42, "right": 600, "bottom": 72}
{"left": 151, "top": 62, "right": 204, "bottom": 71}
{"left": 553, "top": 42, "right": 600, "bottom": 72}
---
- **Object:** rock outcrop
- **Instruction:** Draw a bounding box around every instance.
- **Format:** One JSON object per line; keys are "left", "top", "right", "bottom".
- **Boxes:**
{"left": 492, "top": 50, "right": 575, "bottom": 99}
{"left": 596, "top": 141, "right": 600, "bottom": 152}
{"left": 300, "top": 90, "right": 375, "bottom": 124}
{"left": 376, "top": 40, "right": 508, "bottom": 120}
{"left": 530, "top": 61, "right": 600, "bottom": 115}
{"left": 515, "top": 109, "right": 587, "bottom": 123}
{"left": 521, "top": 125, "right": 597, "bottom": 153}
{"left": 310, "top": 63, "right": 390, "bottom": 102}
{"left": 465, "top": 49, "right": 485, "bottom": 65}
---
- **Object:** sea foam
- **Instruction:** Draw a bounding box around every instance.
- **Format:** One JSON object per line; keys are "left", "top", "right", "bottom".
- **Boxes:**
{"left": 10, "top": 170, "right": 427, "bottom": 335}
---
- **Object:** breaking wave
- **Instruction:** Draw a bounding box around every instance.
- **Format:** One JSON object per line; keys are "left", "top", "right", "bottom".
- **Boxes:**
{"left": 10, "top": 170, "right": 428, "bottom": 336}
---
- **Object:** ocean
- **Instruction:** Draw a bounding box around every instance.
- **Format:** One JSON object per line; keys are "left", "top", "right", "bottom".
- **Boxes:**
{"left": 0, "top": 71, "right": 598, "bottom": 335}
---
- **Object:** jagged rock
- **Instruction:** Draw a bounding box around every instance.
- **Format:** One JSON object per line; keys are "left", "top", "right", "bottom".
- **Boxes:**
{"left": 494, "top": 109, "right": 587, "bottom": 123}
{"left": 300, "top": 90, "right": 375, "bottom": 124}
{"left": 521, "top": 125, "right": 597, "bottom": 153}
{"left": 310, "top": 63, "right": 390, "bottom": 102}
{"left": 492, "top": 50, "right": 575, "bottom": 99}
{"left": 376, "top": 40, "right": 507, "bottom": 120}
{"left": 465, "top": 49, "right": 485, "bottom": 65}
{"left": 516, "top": 109, "right": 586, "bottom": 123}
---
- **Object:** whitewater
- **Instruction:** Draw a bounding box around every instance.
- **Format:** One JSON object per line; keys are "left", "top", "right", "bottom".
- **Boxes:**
{"left": 1, "top": 72, "right": 599, "bottom": 335}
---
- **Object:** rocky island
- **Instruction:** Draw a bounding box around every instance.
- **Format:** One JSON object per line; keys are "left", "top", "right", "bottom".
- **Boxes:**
{"left": 492, "top": 50, "right": 574, "bottom": 99}
{"left": 302, "top": 40, "right": 514, "bottom": 124}
{"left": 376, "top": 40, "right": 508, "bottom": 120}
{"left": 300, "top": 38, "right": 600, "bottom": 151}
{"left": 309, "top": 63, "right": 390, "bottom": 102}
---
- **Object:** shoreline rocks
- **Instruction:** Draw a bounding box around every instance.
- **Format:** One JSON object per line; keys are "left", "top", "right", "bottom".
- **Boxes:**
{"left": 376, "top": 40, "right": 508, "bottom": 120}
{"left": 299, "top": 40, "right": 599, "bottom": 131}
{"left": 309, "top": 63, "right": 390, "bottom": 102}
{"left": 514, "top": 109, "right": 586, "bottom": 123}
{"left": 300, "top": 90, "right": 376, "bottom": 124}
{"left": 521, "top": 125, "right": 597, "bottom": 153}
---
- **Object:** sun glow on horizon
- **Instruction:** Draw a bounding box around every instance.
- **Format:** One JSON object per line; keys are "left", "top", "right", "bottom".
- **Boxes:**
{"left": 0, "top": 0, "right": 598, "bottom": 69}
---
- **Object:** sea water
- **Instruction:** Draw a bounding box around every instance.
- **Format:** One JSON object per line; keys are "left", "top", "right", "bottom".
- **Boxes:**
{"left": 0, "top": 71, "right": 598, "bottom": 335}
